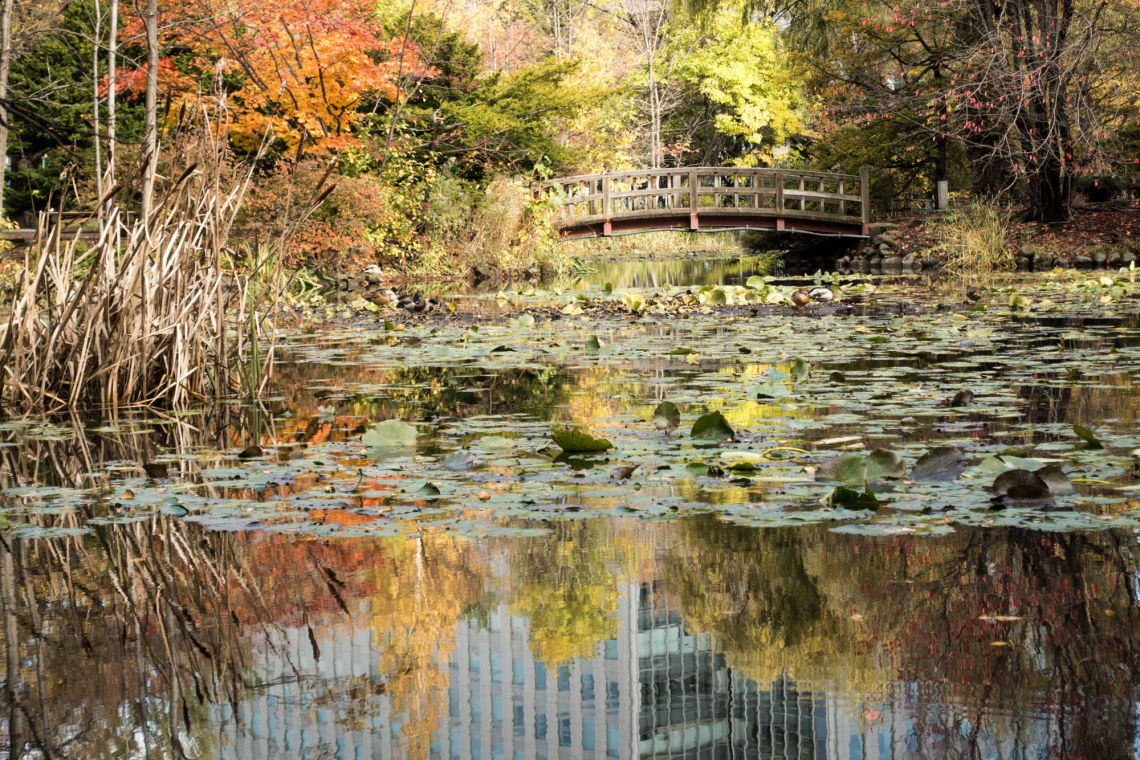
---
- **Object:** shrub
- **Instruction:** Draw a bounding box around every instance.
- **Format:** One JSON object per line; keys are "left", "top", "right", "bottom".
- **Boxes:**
{"left": 243, "top": 160, "right": 401, "bottom": 271}
{"left": 931, "top": 200, "right": 1017, "bottom": 274}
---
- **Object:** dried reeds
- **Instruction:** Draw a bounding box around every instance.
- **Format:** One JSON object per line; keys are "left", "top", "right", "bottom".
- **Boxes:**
{"left": 0, "top": 162, "right": 281, "bottom": 413}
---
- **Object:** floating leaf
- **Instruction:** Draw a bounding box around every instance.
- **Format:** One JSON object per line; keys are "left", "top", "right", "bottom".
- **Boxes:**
{"left": 690, "top": 412, "right": 734, "bottom": 441}
{"left": 865, "top": 449, "right": 905, "bottom": 481}
{"left": 751, "top": 382, "right": 791, "bottom": 400}
{"left": 653, "top": 401, "right": 680, "bottom": 433}
{"left": 552, "top": 428, "right": 613, "bottom": 453}
{"left": 621, "top": 292, "right": 646, "bottom": 312}
{"left": 412, "top": 481, "right": 442, "bottom": 498}
{"left": 827, "top": 486, "right": 879, "bottom": 510}
{"left": 910, "top": 447, "right": 968, "bottom": 481}
{"left": 362, "top": 420, "right": 417, "bottom": 450}
{"left": 789, "top": 358, "right": 811, "bottom": 383}
{"left": 991, "top": 469, "right": 1054, "bottom": 506}
{"left": 440, "top": 451, "right": 480, "bottom": 471}
{"left": 1036, "top": 464, "right": 1074, "bottom": 496}
{"left": 816, "top": 453, "right": 866, "bottom": 484}
{"left": 585, "top": 335, "right": 603, "bottom": 351}
{"left": 1073, "top": 424, "right": 1104, "bottom": 449}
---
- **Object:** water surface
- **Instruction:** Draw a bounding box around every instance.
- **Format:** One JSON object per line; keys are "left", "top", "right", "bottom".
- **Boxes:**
{"left": 3, "top": 258, "right": 1140, "bottom": 758}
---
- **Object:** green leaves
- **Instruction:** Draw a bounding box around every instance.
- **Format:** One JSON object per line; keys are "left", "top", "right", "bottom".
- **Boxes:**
{"left": 362, "top": 420, "right": 417, "bottom": 453}
{"left": 551, "top": 428, "right": 613, "bottom": 453}
{"left": 653, "top": 401, "right": 680, "bottom": 433}
{"left": 789, "top": 358, "right": 811, "bottom": 383}
{"left": 1073, "top": 424, "right": 1104, "bottom": 449}
{"left": 690, "top": 412, "right": 735, "bottom": 441}
{"left": 909, "top": 447, "right": 968, "bottom": 481}
{"left": 816, "top": 449, "right": 903, "bottom": 485}
{"left": 826, "top": 486, "right": 879, "bottom": 510}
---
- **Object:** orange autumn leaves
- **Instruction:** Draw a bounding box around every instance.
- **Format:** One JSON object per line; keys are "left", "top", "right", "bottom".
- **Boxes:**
{"left": 123, "top": 0, "right": 431, "bottom": 152}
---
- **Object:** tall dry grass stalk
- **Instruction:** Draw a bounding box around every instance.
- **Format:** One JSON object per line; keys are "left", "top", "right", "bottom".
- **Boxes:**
{"left": 0, "top": 127, "right": 318, "bottom": 413}
{"left": 933, "top": 200, "right": 1018, "bottom": 274}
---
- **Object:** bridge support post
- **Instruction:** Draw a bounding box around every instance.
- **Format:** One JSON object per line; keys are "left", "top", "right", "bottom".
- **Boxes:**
{"left": 689, "top": 169, "right": 698, "bottom": 229}
{"left": 602, "top": 175, "right": 612, "bottom": 236}
{"left": 859, "top": 165, "right": 871, "bottom": 237}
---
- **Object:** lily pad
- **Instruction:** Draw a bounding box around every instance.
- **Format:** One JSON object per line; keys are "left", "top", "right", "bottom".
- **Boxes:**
{"left": 690, "top": 412, "right": 734, "bottom": 441}
{"left": 826, "top": 486, "right": 879, "bottom": 510}
{"left": 1073, "top": 424, "right": 1104, "bottom": 449}
{"left": 910, "top": 447, "right": 969, "bottom": 481}
{"left": 653, "top": 401, "right": 681, "bottom": 433}
{"left": 552, "top": 428, "right": 614, "bottom": 453}
{"left": 362, "top": 420, "right": 417, "bottom": 450}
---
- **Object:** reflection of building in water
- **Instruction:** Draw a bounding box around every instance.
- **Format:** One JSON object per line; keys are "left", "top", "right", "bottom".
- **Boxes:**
{"left": 439, "top": 582, "right": 829, "bottom": 760}
{"left": 210, "top": 582, "right": 984, "bottom": 759}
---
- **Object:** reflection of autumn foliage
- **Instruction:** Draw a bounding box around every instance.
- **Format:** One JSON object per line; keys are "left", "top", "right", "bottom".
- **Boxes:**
{"left": 506, "top": 521, "right": 629, "bottom": 665}
{"left": 841, "top": 529, "right": 1140, "bottom": 757}
{"left": 666, "top": 519, "right": 889, "bottom": 686}
{"left": 670, "top": 518, "right": 1140, "bottom": 757}
{"left": 363, "top": 534, "right": 490, "bottom": 758}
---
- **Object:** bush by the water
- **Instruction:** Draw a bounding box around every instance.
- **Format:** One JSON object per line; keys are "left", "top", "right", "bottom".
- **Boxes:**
{"left": 932, "top": 201, "right": 1017, "bottom": 274}
{"left": 242, "top": 152, "right": 563, "bottom": 280}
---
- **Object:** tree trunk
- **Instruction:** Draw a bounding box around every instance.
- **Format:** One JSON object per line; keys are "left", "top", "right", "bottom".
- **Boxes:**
{"left": 106, "top": 0, "right": 118, "bottom": 206}
{"left": 1030, "top": 161, "right": 1072, "bottom": 223}
{"left": 141, "top": 0, "right": 159, "bottom": 218}
{"left": 93, "top": 0, "right": 103, "bottom": 225}
{"left": 0, "top": 0, "right": 13, "bottom": 220}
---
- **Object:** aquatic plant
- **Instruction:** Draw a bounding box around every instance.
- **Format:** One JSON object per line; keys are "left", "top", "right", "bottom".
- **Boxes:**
{"left": 0, "top": 159, "right": 321, "bottom": 412}
{"left": 932, "top": 199, "right": 1018, "bottom": 274}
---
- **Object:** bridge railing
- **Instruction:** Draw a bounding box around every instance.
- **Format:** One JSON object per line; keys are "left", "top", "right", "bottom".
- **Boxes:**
{"left": 534, "top": 167, "right": 870, "bottom": 236}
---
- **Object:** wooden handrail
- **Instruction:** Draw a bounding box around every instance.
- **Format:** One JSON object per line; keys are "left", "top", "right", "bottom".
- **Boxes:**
{"left": 535, "top": 166, "right": 871, "bottom": 237}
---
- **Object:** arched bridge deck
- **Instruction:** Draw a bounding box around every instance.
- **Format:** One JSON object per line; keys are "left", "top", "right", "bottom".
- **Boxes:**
{"left": 535, "top": 166, "right": 871, "bottom": 240}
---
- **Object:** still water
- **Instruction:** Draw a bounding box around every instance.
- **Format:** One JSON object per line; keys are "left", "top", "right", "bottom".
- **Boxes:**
{"left": 4, "top": 257, "right": 1140, "bottom": 759}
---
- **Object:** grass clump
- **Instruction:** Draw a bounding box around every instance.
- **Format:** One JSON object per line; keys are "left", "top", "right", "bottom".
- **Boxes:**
{"left": 0, "top": 156, "right": 312, "bottom": 412}
{"left": 932, "top": 200, "right": 1017, "bottom": 274}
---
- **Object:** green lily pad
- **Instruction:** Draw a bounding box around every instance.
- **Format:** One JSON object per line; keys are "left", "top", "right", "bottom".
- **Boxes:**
{"left": 552, "top": 428, "right": 614, "bottom": 453}
{"left": 690, "top": 412, "right": 734, "bottom": 441}
{"left": 362, "top": 420, "right": 417, "bottom": 450}
{"left": 653, "top": 401, "right": 680, "bottom": 433}
{"left": 1073, "top": 424, "right": 1104, "bottom": 449}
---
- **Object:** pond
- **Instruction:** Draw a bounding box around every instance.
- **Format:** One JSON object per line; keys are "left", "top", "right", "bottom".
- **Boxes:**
{"left": 4, "top": 256, "right": 1140, "bottom": 758}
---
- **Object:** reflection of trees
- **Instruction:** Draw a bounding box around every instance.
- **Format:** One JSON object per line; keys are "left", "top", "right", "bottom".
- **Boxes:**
{"left": 0, "top": 413, "right": 494, "bottom": 757}
{"left": 359, "top": 534, "right": 490, "bottom": 758}
{"left": 667, "top": 516, "right": 1140, "bottom": 758}
{"left": 665, "top": 517, "right": 884, "bottom": 686}
{"left": 506, "top": 521, "right": 633, "bottom": 665}
{"left": 0, "top": 520, "right": 492, "bottom": 757}
{"left": 853, "top": 528, "right": 1140, "bottom": 759}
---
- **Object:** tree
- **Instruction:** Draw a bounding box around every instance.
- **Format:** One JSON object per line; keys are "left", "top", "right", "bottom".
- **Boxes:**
{"left": 4, "top": 1, "right": 142, "bottom": 218}
{"left": 667, "top": 7, "right": 805, "bottom": 166}
{"left": 140, "top": 0, "right": 156, "bottom": 215}
{"left": 615, "top": 0, "right": 677, "bottom": 167}
{"left": 0, "top": 0, "right": 12, "bottom": 219}
{"left": 146, "top": 0, "right": 430, "bottom": 155}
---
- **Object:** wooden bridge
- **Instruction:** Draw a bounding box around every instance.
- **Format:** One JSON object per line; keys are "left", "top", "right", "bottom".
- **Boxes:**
{"left": 535, "top": 166, "right": 871, "bottom": 240}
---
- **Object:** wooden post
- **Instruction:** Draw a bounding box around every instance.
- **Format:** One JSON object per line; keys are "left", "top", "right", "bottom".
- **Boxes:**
{"left": 602, "top": 173, "right": 612, "bottom": 236}
{"left": 689, "top": 168, "right": 698, "bottom": 230}
{"left": 838, "top": 180, "right": 846, "bottom": 218}
{"left": 859, "top": 165, "right": 871, "bottom": 236}
{"left": 774, "top": 171, "right": 784, "bottom": 231}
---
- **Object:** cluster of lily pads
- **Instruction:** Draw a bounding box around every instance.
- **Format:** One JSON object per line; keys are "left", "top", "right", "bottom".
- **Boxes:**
{"left": 7, "top": 270, "right": 1140, "bottom": 539}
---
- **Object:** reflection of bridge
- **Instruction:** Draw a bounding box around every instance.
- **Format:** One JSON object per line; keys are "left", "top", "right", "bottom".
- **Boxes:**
{"left": 535, "top": 167, "right": 871, "bottom": 240}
